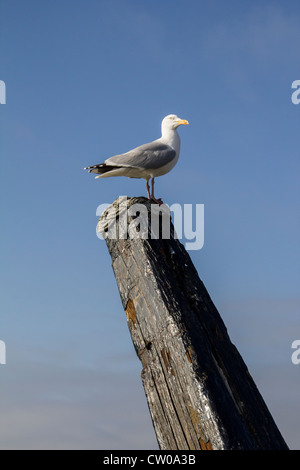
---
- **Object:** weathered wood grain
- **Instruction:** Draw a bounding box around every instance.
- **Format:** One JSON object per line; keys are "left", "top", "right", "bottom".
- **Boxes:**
{"left": 98, "top": 196, "right": 289, "bottom": 450}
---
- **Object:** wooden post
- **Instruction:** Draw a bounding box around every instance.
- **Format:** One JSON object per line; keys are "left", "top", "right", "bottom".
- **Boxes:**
{"left": 98, "top": 196, "right": 289, "bottom": 450}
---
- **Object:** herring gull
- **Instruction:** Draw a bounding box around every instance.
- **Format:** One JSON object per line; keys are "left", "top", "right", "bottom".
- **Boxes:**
{"left": 84, "top": 114, "right": 189, "bottom": 204}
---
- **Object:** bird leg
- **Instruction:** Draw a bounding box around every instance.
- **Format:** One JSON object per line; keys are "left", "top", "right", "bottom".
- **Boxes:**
{"left": 146, "top": 179, "right": 151, "bottom": 199}
{"left": 149, "top": 177, "right": 163, "bottom": 205}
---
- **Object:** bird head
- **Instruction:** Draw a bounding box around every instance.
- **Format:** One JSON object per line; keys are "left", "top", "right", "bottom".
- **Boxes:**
{"left": 161, "top": 114, "right": 189, "bottom": 133}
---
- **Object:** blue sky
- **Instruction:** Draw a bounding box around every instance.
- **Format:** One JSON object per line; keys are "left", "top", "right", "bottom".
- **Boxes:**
{"left": 0, "top": 0, "right": 299, "bottom": 449}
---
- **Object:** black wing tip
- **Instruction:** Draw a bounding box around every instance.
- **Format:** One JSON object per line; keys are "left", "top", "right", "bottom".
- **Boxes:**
{"left": 84, "top": 164, "right": 106, "bottom": 171}
{"left": 84, "top": 167, "right": 94, "bottom": 173}
{"left": 84, "top": 163, "right": 117, "bottom": 176}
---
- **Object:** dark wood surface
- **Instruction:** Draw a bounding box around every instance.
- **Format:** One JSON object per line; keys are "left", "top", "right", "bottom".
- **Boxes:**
{"left": 99, "top": 196, "right": 289, "bottom": 450}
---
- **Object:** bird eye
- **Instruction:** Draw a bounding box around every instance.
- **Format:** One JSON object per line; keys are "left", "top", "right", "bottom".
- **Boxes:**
{"left": 169, "top": 116, "right": 173, "bottom": 119}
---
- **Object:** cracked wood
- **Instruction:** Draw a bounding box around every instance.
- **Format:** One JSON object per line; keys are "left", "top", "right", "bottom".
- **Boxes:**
{"left": 100, "top": 197, "right": 289, "bottom": 451}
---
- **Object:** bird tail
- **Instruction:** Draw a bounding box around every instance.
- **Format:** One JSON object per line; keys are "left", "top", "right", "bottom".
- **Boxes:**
{"left": 84, "top": 163, "right": 121, "bottom": 177}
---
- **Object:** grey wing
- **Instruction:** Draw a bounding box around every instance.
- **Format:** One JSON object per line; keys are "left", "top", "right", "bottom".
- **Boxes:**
{"left": 105, "top": 142, "right": 176, "bottom": 170}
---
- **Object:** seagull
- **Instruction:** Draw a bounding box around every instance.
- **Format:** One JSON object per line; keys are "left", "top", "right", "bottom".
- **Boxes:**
{"left": 84, "top": 114, "right": 189, "bottom": 204}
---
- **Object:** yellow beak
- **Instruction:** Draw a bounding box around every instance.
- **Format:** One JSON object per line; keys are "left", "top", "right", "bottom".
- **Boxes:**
{"left": 177, "top": 119, "right": 189, "bottom": 125}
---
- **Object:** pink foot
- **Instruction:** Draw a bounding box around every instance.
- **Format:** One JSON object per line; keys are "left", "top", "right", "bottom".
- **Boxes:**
{"left": 149, "top": 195, "right": 164, "bottom": 206}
